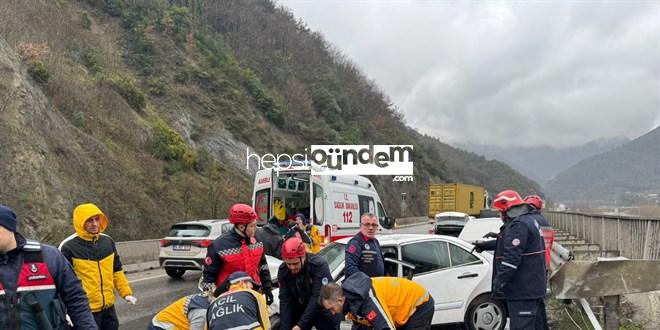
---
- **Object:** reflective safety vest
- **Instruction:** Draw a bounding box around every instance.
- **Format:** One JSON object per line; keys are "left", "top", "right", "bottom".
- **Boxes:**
{"left": 206, "top": 288, "right": 270, "bottom": 330}
{"left": 152, "top": 294, "right": 209, "bottom": 330}
{"left": 0, "top": 240, "right": 68, "bottom": 330}
{"left": 214, "top": 236, "right": 265, "bottom": 287}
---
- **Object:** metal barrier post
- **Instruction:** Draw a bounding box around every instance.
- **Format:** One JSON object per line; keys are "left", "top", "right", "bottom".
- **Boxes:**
{"left": 603, "top": 295, "right": 620, "bottom": 330}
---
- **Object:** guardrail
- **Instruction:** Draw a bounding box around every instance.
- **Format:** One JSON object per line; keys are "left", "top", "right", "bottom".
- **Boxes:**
{"left": 546, "top": 211, "right": 660, "bottom": 260}
{"left": 550, "top": 242, "right": 603, "bottom": 330}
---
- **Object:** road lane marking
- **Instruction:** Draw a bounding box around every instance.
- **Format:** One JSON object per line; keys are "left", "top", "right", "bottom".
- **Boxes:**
{"left": 129, "top": 274, "right": 168, "bottom": 283}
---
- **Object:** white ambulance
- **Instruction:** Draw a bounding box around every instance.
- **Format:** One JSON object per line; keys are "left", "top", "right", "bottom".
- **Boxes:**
{"left": 252, "top": 164, "right": 393, "bottom": 243}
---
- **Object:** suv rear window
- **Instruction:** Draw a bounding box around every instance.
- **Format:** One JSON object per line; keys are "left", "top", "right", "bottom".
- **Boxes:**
{"left": 168, "top": 224, "right": 210, "bottom": 237}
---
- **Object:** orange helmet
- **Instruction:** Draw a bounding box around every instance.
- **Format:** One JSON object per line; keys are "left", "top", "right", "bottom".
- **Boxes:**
{"left": 524, "top": 195, "right": 544, "bottom": 210}
{"left": 492, "top": 190, "right": 525, "bottom": 212}
{"left": 281, "top": 237, "right": 306, "bottom": 259}
{"left": 228, "top": 204, "right": 257, "bottom": 224}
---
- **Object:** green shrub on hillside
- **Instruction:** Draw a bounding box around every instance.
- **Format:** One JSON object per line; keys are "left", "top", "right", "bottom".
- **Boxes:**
{"left": 151, "top": 121, "right": 188, "bottom": 161}
{"left": 163, "top": 6, "right": 193, "bottom": 45}
{"left": 103, "top": 0, "right": 126, "bottom": 17}
{"left": 82, "top": 49, "right": 102, "bottom": 74}
{"left": 240, "top": 68, "right": 285, "bottom": 127}
{"left": 28, "top": 61, "right": 49, "bottom": 84}
{"left": 81, "top": 12, "right": 92, "bottom": 29}
{"left": 146, "top": 77, "right": 165, "bottom": 96}
{"left": 106, "top": 73, "right": 146, "bottom": 111}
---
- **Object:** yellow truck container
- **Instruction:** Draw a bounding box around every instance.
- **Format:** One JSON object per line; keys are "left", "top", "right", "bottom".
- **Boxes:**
{"left": 428, "top": 183, "right": 486, "bottom": 217}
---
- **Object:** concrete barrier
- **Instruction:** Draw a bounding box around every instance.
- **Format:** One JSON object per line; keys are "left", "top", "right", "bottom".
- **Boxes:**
{"left": 116, "top": 239, "right": 160, "bottom": 266}
{"left": 395, "top": 216, "right": 428, "bottom": 227}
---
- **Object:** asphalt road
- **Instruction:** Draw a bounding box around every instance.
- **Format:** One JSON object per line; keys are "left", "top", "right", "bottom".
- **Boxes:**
{"left": 116, "top": 221, "right": 464, "bottom": 330}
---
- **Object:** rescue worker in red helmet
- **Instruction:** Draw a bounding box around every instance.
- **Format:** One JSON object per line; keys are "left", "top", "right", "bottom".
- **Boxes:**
{"left": 524, "top": 195, "right": 555, "bottom": 270}
{"left": 473, "top": 190, "right": 548, "bottom": 330}
{"left": 201, "top": 204, "right": 273, "bottom": 305}
{"left": 277, "top": 237, "right": 342, "bottom": 330}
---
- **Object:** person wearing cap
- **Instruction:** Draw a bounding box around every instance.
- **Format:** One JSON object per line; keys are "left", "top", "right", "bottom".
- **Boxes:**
{"left": 0, "top": 204, "right": 97, "bottom": 329}
{"left": 295, "top": 212, "right": 322, "bottom": 254}
{"left": 320, "top": 272, "right": 435, "bottom": 330}
{"left": 149, "top": 291, "right": 211, "bottom": 330}
{"left": 473, "top": 190, "right": 548, "bottom": 330}
{"left": 201, "top": 203, "right": 273, "bottom": 305}
{"left": 59, "top": 203, "right": 136, "bottom": 330}
{"left": 206, "top": 271, "right": 270, "bottom": 330}
{"left": 278, "top": 237, "right": 342, "bottom": 330}
{"left": 284, "top": 213, "right": 313, "bottom": 247}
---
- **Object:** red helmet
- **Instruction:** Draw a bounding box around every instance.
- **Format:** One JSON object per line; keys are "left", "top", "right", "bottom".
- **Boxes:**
{"left": 524, "top": 195, "right": 544, "bottom": 210}
{"left": 281, "top": 237, "right": 306, "bottom": 259}
{"left": 492, "top": 190, "right": 525, "bottom": 212}
{"left": 228, "top": 204, "right": 257, "bottom": 224}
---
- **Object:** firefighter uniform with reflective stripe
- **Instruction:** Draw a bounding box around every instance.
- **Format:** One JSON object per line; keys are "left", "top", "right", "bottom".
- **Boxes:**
{"left": 342, "top": 272, "right": 434, "bottom": 330}
{"left": 206, "top": 286, "right": 270, "bottom": 330}
{"left": 150, "top": 294, "right": 209, "bottom": 330}
{"left": 0, "top": 234, "right": 96, "bottom": 330}
{"left": 202, "top": 229, "right": 272, "bottom": 293}
{"left": 345, "top": 233, "right": 385, "bottom": 278}
{"left": 493, "top": 205, "right": 547, "bottom": 330}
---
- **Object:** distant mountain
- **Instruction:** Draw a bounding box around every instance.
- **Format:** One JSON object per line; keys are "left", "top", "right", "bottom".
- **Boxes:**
{"left": 545, "top": 127, "right": 660, "bottom": 202}
{"left": 458, "top": 137, "right": 629, "bottom": 185}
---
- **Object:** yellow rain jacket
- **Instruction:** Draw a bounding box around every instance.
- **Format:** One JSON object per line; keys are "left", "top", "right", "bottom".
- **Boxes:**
{"left": 59, "top": 203, "right": 133, "bottom": 312}
{"left": 306, "top": 225, "right": 322, "bottom": 254}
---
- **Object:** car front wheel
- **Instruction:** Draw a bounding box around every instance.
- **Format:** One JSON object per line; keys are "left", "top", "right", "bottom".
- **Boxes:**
{"left": 464, "top": 294, "right": 507, "bottom": 330}
{"left": 165, "top": 267, "right": 186, "bottom": 279}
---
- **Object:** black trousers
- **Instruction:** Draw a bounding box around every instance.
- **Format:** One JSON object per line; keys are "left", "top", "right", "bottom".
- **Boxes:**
{"left": 506, "top": 299, "right": 549, "bottom": 330}
{"left": 399, "top": 296, "right": 435, "bottom": 330}
{"left": 93, "top": 305, "right": 119, "bottom": 330}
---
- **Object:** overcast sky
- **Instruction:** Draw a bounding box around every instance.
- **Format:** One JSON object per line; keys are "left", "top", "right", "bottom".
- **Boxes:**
{"left": 279, "top": 1, "right": 660, "bottom": 148}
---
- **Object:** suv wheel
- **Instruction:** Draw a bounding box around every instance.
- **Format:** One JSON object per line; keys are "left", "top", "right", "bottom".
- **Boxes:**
{"left": 165, "top": 268, "right": 186, "bottom": 278}
{"left": 465, "top": 294, "right": 506, "bottom": 330}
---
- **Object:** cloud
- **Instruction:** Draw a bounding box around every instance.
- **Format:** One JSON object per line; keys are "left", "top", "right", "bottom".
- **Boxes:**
{"left": 279, "top": 1, "right": 660, "bottom": 147}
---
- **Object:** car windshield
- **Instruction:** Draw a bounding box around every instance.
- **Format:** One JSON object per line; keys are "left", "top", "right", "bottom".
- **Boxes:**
{"left": 168, "top": 224, "right": 210, "bottom": 237}
{"left": 317, "top": 242, "right": 346, "bottom": 273}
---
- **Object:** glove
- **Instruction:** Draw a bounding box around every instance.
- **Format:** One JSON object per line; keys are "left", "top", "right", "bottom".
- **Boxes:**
{"left": 124, "top": 295, "right": 138, "bottom": 305}
{"left": 199, "top": 280, "right": 215, "bottom": 293}
{"left": 472, "top": 241, "right": 485, "bottom": 253}
{"left": 65, "top": 314, "right": 73, "bottom": 327}
{"left": 482, "top": 232, "right": 498, "bottom": 239}
{"left": 264, "top": 289, "right": 274, "bottom": 305}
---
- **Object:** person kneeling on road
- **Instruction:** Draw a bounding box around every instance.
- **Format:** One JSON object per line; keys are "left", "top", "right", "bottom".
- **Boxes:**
{"left": 320, "top": 272, "right": 435, "bottom": 330}
{"left": 149, "top": 291, "right": 211, "bottom": 330}
{"left": 206, "top": 271, "right": 270, "bottom": 330}
{"left": 278, "top": 237, "right": 342, "bottom": 330}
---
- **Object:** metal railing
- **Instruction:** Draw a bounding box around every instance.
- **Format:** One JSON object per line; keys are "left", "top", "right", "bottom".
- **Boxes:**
{"left": 546, "top": 211, "right": 660, "bottom": 260}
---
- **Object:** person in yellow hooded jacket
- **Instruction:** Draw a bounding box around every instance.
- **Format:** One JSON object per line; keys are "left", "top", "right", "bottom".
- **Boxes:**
{"left": 59, "top": 203, "right": 136, "bottom": 330}
{"left": 320, "top": 272, "right": 435, "bottom": 330}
